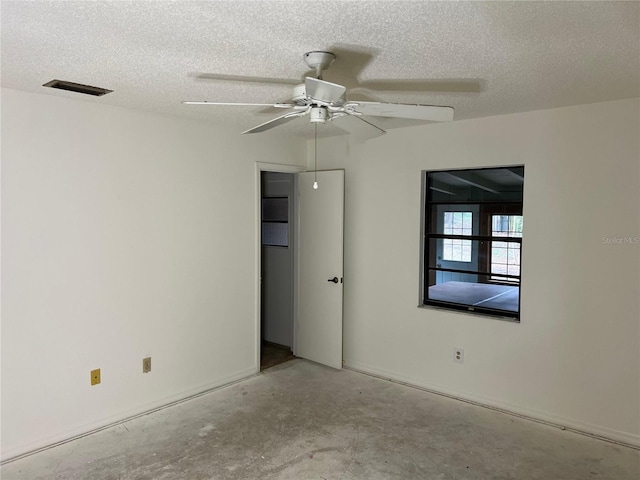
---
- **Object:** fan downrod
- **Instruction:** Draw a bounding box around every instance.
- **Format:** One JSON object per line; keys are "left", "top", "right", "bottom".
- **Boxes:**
{"left": 304, "top": 51, "right": 335, "bottom": 79}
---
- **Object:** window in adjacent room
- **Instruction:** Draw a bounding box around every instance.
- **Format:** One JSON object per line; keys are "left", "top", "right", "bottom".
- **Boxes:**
{"left": 490, "top": 214, "right": 523, "bottom": 282}
{"left": 442, "top": 211, "right": 473, "bottom": 262}
{"left": 421, "top": 166, "right": 524, "bottom": 320}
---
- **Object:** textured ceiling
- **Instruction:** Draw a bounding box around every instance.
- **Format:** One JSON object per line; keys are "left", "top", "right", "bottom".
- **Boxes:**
{"left": 1, "top": 1, "right": 638, "bottom": 138}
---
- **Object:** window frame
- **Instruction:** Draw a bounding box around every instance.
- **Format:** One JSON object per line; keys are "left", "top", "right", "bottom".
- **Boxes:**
{"left": 420, "top": 166, "right": 524, "bottom": 321}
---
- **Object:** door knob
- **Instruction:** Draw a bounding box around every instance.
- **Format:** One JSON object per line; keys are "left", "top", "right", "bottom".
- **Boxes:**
{"left": 328, "top": 277, "right": 339, "bottom": 283}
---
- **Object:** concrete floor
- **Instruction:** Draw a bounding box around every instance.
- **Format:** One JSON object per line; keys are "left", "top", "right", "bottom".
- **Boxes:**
{"left": 2, "top": 359, "right": 638, "bottom": 480}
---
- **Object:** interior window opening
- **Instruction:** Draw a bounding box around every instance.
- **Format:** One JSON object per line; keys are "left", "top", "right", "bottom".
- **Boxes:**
{"left": 421, "top": 166, "right": 525, "bottom": 320}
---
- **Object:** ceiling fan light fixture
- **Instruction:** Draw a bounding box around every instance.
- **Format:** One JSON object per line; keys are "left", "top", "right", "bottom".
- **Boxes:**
{"left": 184, "top": 49, "right": 454, "bottom": 137}
{"left": 310, "top": 106, "right": 328, "bottom": 124}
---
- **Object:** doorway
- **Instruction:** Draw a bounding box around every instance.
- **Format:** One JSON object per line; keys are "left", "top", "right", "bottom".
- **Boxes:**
{"left": 256, "top": 165, "right": 345, "bottom": 372}
{"left": 260, "top": 171, "right": 295, "bottom": 370}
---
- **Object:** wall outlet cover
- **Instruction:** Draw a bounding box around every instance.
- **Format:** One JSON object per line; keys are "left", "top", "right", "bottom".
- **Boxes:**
{"left": 143, "top": 357, "right": 151, "bottom": 373}
{"left": 454, "top": 348, "right": 464, "bottom": 364}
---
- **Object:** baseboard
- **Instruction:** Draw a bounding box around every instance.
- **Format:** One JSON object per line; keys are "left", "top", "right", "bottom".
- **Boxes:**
{"left": 344, "top": 360, "right": 640, "bottom": 449}
{"left": 1, "top": 366, "right": 258, "bottom": 464}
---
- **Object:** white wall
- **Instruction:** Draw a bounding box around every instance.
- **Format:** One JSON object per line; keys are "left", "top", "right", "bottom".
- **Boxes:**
{"left": 316, "top": 98, "right": 640, "bottom": 446}
{"left": 0, "top": 88, "right": 306, "bottom": 460}
{"left": 3, "top": 90, "right": 638, "bottom": 460}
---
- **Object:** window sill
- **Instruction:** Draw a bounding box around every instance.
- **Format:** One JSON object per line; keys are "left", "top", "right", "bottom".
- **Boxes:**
{"left": 417, "top": 303, "right": 520, "bottom": 323}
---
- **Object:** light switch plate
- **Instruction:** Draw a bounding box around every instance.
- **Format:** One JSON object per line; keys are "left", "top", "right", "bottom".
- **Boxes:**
{"left": 91, "top": 368, "right": 101, "bottom": 385}
{"left": 143, "top": 357, "right": 151, "bottom": 373}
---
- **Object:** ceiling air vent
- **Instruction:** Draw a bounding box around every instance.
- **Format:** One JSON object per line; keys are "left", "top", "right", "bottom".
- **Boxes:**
{"left": 43, "top": 80, "right": 113, "bottom": 96}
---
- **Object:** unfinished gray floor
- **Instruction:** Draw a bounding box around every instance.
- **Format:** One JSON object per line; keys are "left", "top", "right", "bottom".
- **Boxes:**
{"left": 2, "top": 359, "right": 638, "bottom": 480}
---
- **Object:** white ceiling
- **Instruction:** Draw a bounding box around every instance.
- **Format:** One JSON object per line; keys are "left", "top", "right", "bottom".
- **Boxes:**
{"left": 2, "top": 1, "right": 638, "bottom": 138}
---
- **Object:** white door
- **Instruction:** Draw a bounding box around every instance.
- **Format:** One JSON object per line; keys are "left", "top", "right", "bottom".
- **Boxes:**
{"left": 296, "top": 170, "right": 344, "bottom": 369}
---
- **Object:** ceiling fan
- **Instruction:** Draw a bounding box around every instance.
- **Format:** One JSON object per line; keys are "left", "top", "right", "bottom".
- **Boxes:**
{"left": 183, "top": 51, "right": 454, "bottom": 140}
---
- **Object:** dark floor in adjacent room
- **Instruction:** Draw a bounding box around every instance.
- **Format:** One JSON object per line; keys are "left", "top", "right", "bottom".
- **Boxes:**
{"left": 2, "top": 359, "right": 638, "bottom": 480}
{"left": 260, "top": 341, "right": 294, "bottom": 370}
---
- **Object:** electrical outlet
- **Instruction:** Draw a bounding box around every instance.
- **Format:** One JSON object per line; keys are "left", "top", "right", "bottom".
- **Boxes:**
{"left": 453, "top": 348, "right": 464, "bottom": 364}
{"left": 142, "top": 357, "right": 151, "bottom": 373}
{"left": 91, "top": 368, "right": 101, "bottom": 385}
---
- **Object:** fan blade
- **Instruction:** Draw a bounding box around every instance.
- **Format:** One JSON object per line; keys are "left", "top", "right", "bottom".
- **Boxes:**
{"left": 182, "top": 101, "right": 296, "bottom": 108}
{"left": 242, "top": 110, "right": 307, "bottom": 134}
{"left": 348, "top": 102, "right": 454, "bottom": 122}
{"left": 192, "top": 73, "right": 301, "bottom": 86}
{"left": 331, "top": 114, "right": 386, "bottom": 141}
{"left": 305, "top": 77, "right": 346, "bottom": 105}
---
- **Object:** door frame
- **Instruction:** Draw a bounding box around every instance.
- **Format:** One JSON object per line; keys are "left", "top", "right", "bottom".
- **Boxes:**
{"left": 255, "top": 162, "right": 305, "bottom": 373}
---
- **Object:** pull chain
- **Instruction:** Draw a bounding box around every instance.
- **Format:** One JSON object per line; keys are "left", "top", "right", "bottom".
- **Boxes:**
{"left": 313, "top": 123, "right": 318, "bottom": 190}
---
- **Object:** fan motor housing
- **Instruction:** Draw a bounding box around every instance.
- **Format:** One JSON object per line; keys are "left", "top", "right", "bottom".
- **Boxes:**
{"left": 292, "top": 84, "right": 307, "bottom": 103}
